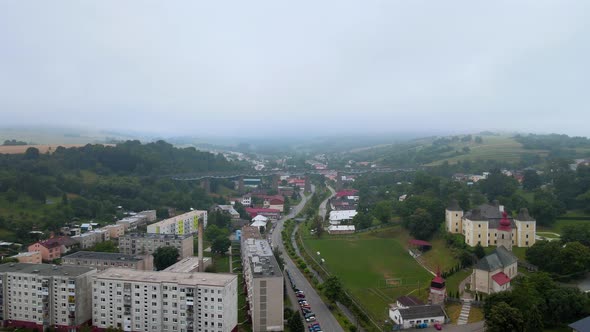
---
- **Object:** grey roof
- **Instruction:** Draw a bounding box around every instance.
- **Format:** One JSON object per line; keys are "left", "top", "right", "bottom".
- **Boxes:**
{"left": 569, "top": 315, "right": 590, "bottom": 332}
{"left": 62, "top": 251, "right": 146, "bottom": 262}
{"left": 487, "top": 218, "right": 516, "bottom": 229}
{"left": 397, "top": 305, "right": 445, "bottom": 320}
{"left": 0, "top": 262, "right": 95, "bottom": 276}
{"left": 516, "top": 208, "right": 535, "bottom": 221}
{"left": 475, "top": 246, "right": 518, "bottom": 272}
{"left": 464, "top": 203, "right": 502, "bottom": 220}
{"left": 446, "top": 199, "right": 461, "bottom": 211}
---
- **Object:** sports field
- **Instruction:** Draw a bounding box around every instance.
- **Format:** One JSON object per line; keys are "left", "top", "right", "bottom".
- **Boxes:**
{"left": 303, "top": 226, "right": 436, "bottom": 321}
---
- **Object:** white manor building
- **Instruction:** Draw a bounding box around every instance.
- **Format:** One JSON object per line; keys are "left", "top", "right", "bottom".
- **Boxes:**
{"left": 445, "top": 200, "right": 536, "bottom": 248}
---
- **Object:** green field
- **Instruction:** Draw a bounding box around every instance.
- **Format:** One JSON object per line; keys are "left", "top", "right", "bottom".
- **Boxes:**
{"left": 303, "top": 226, "right": 435, "bottom": 321}
{"left": 425, "top": 135, "right": 548, "bottom": 166}
{"left": 538, "top": 218, "right": 590, "bottom": 234}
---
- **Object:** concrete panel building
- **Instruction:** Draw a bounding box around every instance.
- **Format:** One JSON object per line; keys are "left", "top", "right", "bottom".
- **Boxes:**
{"left": 92, "top": 268, "right": 238, "bottom": 332}
{"left": 62, "top": 251, "right": 154, "bottom": 271}
{"left": 72, "top": 229, "right": 110, "bottom": 249}
{"left": 10, "top": 251, "right": 42, "bottom": 264}
{"left": 163, "top": 256, "right": 212, "bottom": 273}
{"left": 102, "top": 224, "right": 126, "bottom": 239}
{"left": 119, "top": 233, "right": 194, "bottom": 259}
{"left": 0, "top": 263, "right": 96, "bottom": 331}
{"left": 147, "top": 210, "right": 208, "bottom": 235}
{"left": 241, "top": 226, "right": 283, "bottom": 332}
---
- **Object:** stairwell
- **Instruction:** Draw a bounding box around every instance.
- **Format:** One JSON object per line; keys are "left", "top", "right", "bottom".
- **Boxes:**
{"left": 457, "top": 298, "right": 471, "bottom": 325}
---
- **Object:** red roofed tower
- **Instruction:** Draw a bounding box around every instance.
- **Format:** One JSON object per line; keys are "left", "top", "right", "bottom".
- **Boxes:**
{"left": 497, "top": 211, "right": 513, "bottom": 251}
{"left": 428, "top": 268, "right": 446, "bottom": 305}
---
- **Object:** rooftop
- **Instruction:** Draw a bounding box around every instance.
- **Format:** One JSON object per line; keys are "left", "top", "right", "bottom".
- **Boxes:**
{"left": 62, "top": 251, "right": 147, "bottom": 262}
{"left": 475, "top": 246, "right": 518, "bottom": 272}
{"left": 569, "top": 315, "right": 590, "bottom": 332}
{"left": 395, "top": 304, "right": 446, "bottom": 320}
{"left": 244, "top": 238, "right": 282, "bottom": 278}
{"left": 0, "top": 262, "right": 95, "bottom": 276}
{"left": 241, "top": 226, "right": 263, "bottom": 240}
{"left": 95, "top": 268, "right": 237, "bottom": 287}
{"left": 163, "top": 256, "right": 212, "bottom": 273}
{"left": 491, "top": 271, "right": 511, "bottom": 286}
{"left": 396, "top": 295, "right": 424, "bottom": 307}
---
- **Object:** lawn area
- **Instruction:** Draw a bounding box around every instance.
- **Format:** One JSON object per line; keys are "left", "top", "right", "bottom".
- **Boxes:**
{"left": 540, "top": 219, "right": 590, "bottom": 234}
{"left": 419, "top": 237, "right": 460, "bottom": 272}
{"left": 303, "top": 225, "right": 433, "bottom": 322}
{"left": 445, "top": 269, "right": 471, "bottom": 295}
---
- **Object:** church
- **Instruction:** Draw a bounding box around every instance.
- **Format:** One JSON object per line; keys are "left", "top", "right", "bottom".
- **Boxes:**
{"left": 445, "top": 200, "right": 536, "bottom": 248}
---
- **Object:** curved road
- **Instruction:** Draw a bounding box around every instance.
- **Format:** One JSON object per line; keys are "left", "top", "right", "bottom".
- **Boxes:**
{"left": 269, "top": 187, "right": 344, "bottom": 332}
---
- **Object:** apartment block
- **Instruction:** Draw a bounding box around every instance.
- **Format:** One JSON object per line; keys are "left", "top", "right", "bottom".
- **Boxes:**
{"left": 117, "top": 210, "right": 157, "bottom": 231}
{"left": 241, "top": 226, "right": 283, "bottom": 332}
{"left": 72, "top": 230, "right": 110, "bottom": 249}
{"left": 92, "top": 268, "right": 238, "bottom": 332}
{"left": 163, "top": 257, "right": 212, "bottom": 273}
{"left": 10, "top": 251, "right": 42, "bottom": 264}
{"left": 62, "top": 251, "right": 154, "bottom": 272}
{"left": 147, "top": 210, "right": 208, "bottom": 235}
{"left": 0, "top": 263, "right": 96, "bottom": 331}
{"left": 102, "top": 224, "right": 126, "bottom": 239}
{"left": 119, "top": 233, "right": 194, "bottom": 259}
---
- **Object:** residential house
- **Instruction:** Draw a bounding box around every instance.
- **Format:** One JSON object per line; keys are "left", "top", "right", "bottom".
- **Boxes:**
{"left": 329, "top": 210, "right": 358, "bottom": 225}
{"left": 10, "top": 251, "right": 42, "bottom": 264}
{"left": 246, "top": 207, "right": 281, "bottom": 220}
{"left": 27, "top": 236, "right": 78, "bottom": 262}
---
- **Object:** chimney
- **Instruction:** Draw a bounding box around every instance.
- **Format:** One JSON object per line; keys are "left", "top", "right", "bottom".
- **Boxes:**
{"left": 198, "top": 220, "right": 204, "bottom": 272}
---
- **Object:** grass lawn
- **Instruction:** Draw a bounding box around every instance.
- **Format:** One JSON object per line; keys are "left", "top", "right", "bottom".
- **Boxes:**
{"left": 211, "top": 254, "right": 230, "bottom": 273}
{"left": 419, "top": 237, "right": 460, "bottom": 272}
{"left": 445, "top": 269, "right": 472, "bottom": 295}
{"left": 541, "top": 219, "right": 590, "bottom": 234}
{"left": 303, "top": 225, "right": 434, "bottom": 322}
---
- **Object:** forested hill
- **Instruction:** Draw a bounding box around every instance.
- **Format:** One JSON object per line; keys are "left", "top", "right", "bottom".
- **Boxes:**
{"left": 0, "top": 140, "right": 245, "bottom": 242}
{"left": 0, "top": 140, "right": 241, "bottom": 176}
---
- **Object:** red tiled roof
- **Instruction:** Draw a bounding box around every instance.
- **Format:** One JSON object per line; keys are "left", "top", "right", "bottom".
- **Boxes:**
{"left": 336, "top": 189, "right": 359, "bottom": 197}
{"left": 246, "top": 208, "right": 280, "bottom": 214}
{"left": 492, "top": 271, "right": 511, "bottom": 286}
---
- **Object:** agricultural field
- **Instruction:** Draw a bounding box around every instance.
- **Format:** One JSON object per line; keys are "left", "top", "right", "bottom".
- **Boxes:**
{"left": 303, "top": 225, "right": 456, "bottom": 322}
{"left": 0, "top": 143, "right": 114, "bottom": 154}
{"left": 425, "top": 135, "right": 548, "bottom": 166}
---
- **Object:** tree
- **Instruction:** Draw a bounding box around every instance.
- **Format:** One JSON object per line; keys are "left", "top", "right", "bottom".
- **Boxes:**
{"left": 478, "top": 170, "right": 519, "bottom": 200}
{"left": 287, "top": 312, "right": 304, "bottom": 332}
{"left": 475, "top": 136, "right": 483, "bottom": 144}
{"left": 522, "top": 170, "right": 541, "bottom": 191}
{"left": 211, "top": 236, "right": 231, "bottom": 255}
{"left": 561, "top": 224, "right": 590, "bottom": 247}
{"left": 559, "top": 241, "right": 590, "bottom": 275}
{"left": 373, "top": 201, "right": 392, "bottom": 224}
{"left": 311, "top": 216, "right": 324, "bottom": 238}
{"left": 405, "top": 208, "right": 438, "bottom": 240}
{"left": 5, "top": 188, "right": 18, "bottom": 204}
{"left": 485, "top": 301, "right": 525, "bottom": 332}
{"left": 153, "top": 246, "right": 179, "bottom": 270}
{"left": 24, "top": 147, "right": 40, "bottom": 160}
{"left": 474, "top": 243, "right": 486, "bottom": 259}
{"left": 90, "top": 240, "right": 118, "bottom": 253}
{"left": 352, "top": 211, "right": 372, "bottom": 230}
{"left": 322, "top": 276, "right": 344, "bottom": 303}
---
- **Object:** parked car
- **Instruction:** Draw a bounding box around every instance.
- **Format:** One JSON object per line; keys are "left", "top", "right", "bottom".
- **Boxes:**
{"left": 296, "top": 293, "right": 306, "bottom": 298}
{"left": 305, "top": 316, "right": 316, "bottom": 322}
{"left": 434, "top": 322, "right": 443, "bottom": 330}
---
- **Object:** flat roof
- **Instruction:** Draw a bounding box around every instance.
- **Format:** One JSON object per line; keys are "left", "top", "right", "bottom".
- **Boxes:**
{"left": 163, "top": 257, "right": 212, "bottom": 273}
{"left": 244, "top": 238, "right": 282, "bottom": 278}
{"left": 95, "top": 268, "right": 236, "bottom": 287}
{"left": 0, "top": 262, "right": 95, "bottom": 277}
{"left": 62, "top": 251, "right": 147, "bottom": 262}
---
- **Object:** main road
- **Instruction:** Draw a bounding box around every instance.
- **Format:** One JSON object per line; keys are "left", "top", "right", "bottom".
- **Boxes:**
{"left": 269, "top": 186, "right": 344, "bottom": 332}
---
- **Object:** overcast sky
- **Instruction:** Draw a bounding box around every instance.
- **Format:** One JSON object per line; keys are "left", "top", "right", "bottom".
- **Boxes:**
{"left": 1, "top": 1, "right": 589, "bottom": 137}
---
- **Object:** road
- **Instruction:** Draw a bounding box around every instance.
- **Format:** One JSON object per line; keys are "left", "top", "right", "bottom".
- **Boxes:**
{"left": 269, "top": 186, "right": 344, "bottom": 332}
{"left": 318, "top": 184, "right": 336, "bottom": 221}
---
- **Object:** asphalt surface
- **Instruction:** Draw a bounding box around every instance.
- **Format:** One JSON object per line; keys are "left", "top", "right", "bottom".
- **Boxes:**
{"left": 318, "top": 185, "right": 336, "bottom": 221}
{"left": 269, "top": 186, "right": 344, "bottom": 332}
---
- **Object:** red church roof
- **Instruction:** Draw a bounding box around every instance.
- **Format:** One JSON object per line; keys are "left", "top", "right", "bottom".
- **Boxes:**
{"left": 498, "top": 211, "right": 512, "bottom": 232}
{"left": 492, "top": 271, "right": 511, "bottom": 286}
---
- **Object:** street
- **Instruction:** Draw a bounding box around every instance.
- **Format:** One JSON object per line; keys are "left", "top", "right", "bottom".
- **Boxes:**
{"left": 269, "top": 186, "right": 345, "bottom": 332}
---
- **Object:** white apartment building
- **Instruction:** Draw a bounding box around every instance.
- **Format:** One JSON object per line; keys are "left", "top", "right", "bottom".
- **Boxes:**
{"left": 241, "top": 226, "right": 283, "bottom": 332}
{"left": 62, "top": 251, "right": 154, "bottom": 271}
{"left": 72, "top": 229, "right": 110, "bottom": 249}
{"left": 119, "top": 233, "right": 194, "bottom": 259}
{"left": 147, "top": 210, "right": 208, "bottom": 235}
{"left": 0, "top": 263, "right": 96, "bottom": 331}
{"left": 92, "top": 268, "right": 238, "bottom": 332}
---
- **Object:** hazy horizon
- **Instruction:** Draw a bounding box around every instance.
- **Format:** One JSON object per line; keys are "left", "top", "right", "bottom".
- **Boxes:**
{"left": 1, "top": 1, "right": 589, "bottom": 137}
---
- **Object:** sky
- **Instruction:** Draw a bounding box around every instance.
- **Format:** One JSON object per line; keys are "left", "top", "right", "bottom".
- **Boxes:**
{"left": 0, "top": 1, "right": 589, "bottom": 138}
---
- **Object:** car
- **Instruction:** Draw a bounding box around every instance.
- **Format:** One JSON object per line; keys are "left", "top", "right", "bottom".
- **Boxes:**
{"left": 304, "top": 312, "right": 315, "bottom": 318}
{"left": 298, "top": 299, "right": 307, "bottom": 304}
{"left": 300, "top": 305, "right": 311, "bottom": 310}
{"left": 296, "top": 294, "right": 306, "bottom": 298}
{"left": 295, "top": 290, "right": 304, "bottom": 294}
{"left": 434, "top": 322, "right": 443, "bottom": 330}
{"left": 302, "top": 310, "right": 313, "bottom": 315}
{"left": 305, "top": 316, "right": 316, "bottom": 322}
